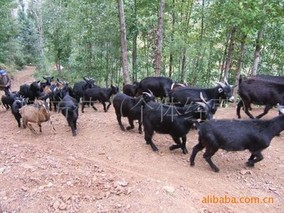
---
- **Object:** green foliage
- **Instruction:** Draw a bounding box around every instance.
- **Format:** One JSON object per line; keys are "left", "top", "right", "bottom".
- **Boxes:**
{"left": 0, "top": 0, "right": 284, "bottom": 86}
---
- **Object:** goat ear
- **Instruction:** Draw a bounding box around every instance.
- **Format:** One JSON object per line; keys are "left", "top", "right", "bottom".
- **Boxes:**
{"left": 218, "top": 88, "right": 223, "bottom": 93}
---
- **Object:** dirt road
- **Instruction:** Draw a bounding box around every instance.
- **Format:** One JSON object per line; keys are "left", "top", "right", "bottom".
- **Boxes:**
{"left": 0, "top": 66, "right": 283, "bottom": 213}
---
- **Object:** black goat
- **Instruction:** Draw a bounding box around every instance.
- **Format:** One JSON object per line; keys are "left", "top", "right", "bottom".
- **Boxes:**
{"left": 82, "top": 85, "right": 119, "bottom": 113}
{"left": 49, "top": 80, "right": 72, "bottom": 111}
{"left": 58, "top": 85, "right": 79, "bottom": 136}
{"left": 72, "top": 77, "right": 97, "bottom": 103}
{"left": 136, "top": 76, "right": 173, "bottom": 100}
{"left": 19, "top": 81, "right": 42, "bottom": 103}
{"left": 142, "top": 95, "right": 214, "bottom": 154}
{"left": 40, "top": 76, "right": 54, "bottom": 91}
{"left": 236, "top": 75, "right": 284, "bottom": 119}
{"left": 113, "top": 92, "right": 155, "bottom": 133}
{"left": 1, "top": 91, "right": 20, "bottom": 110}
{"left": 190, "top": 114, "right": 284, "bottom": 172}
{"left": 122, "top": 82, "right": 139, "bottom": 97}
{"left": 170, "top": 81, "right": 234, "bottom": 115}
{"left": 11, "top": 97, "right": 27, "bottom": 127}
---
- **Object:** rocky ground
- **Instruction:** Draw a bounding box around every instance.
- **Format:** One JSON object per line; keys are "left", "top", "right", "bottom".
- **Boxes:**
{"left": 0, "top": 66, "right": 283, "bottom": 213}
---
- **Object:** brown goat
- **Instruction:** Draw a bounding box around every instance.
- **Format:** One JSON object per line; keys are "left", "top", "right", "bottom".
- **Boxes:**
{"left": 19, "top": 99, "right": 56, "bottom": 134}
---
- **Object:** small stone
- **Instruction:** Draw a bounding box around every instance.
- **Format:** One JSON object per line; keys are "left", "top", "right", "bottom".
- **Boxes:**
{"left": 21, "top": 187, "right": 28, "bottom": 192}
{"left": 47, "top": 182, "right": 53, "bottom": 187}
{"left": 163, "top": 185, "right": 175, "bottom": 194}
{"left": 240, "top": 169, "right": 252, "bottom": 175}
{"left": 117, "top": 180, "right": 128, "bottom": 187}
{"left": 59, "top": 202, "right": 67, "bottom": 210}
{"left": 53, "top": 200, "right": 61, "bottom": 209}
{"left": 0, "top": 167, "right": 6, "bottom": 174}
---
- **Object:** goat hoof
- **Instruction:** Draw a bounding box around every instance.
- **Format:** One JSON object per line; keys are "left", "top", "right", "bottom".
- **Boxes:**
{"left": 246, "top": 161, "right": 254, "bottom": 167}
{"left": 213, "top": 167, "right": 220, "bottom": 172}
{"left": 190, "top": 162, "right": 195, "bottom": 166}
{"left": 182, "top": 149, "right": 188, "bottom": 154}
{"left": 126, "top": 126, "right": 134, "bottom": 130}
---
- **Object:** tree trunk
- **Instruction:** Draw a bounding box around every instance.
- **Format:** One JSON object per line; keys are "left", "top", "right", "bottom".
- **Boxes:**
{"left": 192, "top": 0, "right": 205, "bottom": 84}
{"left": 180, "top": 50, "right": 186, "bottom": 82}
{"left": 205, "top": 41, "right": 214, "bottom": 85}
{"left": 233, "top": 34, "right": 247, "bottom": 103}
{"left": 235, "top": 34, "right": 247, "bottom": 86}
{"left": 224, "top": 26, "right": 237, "bottom": 80}
{"left": 118, "top": 0, "right": 130, "bottom": 84}
{"left": 169, "top": 0, "right": 175, "bottom": 78}
{"left": 153, "top": 0, "right": 165, "bottom": 76}
{"left": 179, "top": 0, "right": 194, "bottom": 83}
{"left": 252, "top": 28, "right": 264, "bottom": 76}
{"left": 132, "top": 0, "right": 138, "bottom": 82}
{"left": 219, "top": 31, "right": 230, "bottom": 81}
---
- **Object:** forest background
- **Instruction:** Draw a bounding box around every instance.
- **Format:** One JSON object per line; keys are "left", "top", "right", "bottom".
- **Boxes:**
{"left": 0, "top": 0, "right": 283, "bottom": 87}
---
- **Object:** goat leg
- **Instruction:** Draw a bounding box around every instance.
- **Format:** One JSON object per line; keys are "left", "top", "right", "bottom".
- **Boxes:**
{"left": 190, "top": 142, "right": 204, "bottom": 166}
{"left": 106, "top": 101, "right": 111, "bottom": 111}
{"left": 91, "top": 102, "right": 98, "bottom": 111}
{"left": 149, "top": 141, "right": 159, "bottom": 152}
{"left": 246, "top": 152, "right": 263, "bottom": 167}
{"left": 236, "top": 101, "right": 243, "bottom": 119}
{"left": 137, "top": 119, "right": 142, "bottom": 134}
{"left": 116, "top": 115, "right": 126, "bottom": 131}
{"left": 203, "top": 148, "right": 219, "bottom": 172}
{"left": 170, "top": 136, "right": 188, "bottom": 154}
{"left": 126, "top": 118, "right": 134, "bottom": 131}
{"left": 181, "top": 136, "right": 188, "bottom": 154}
{"left": 145, "top": 136, "right": 158, "bottom": 152}
{"left": 38, "top": 123, "right": 42, "bottom": 132}
{"left": 256, "top": 105, "right": 272, "bottom": 119}
{"left": 27, "top": 123, "right": 37, "bottom": 134}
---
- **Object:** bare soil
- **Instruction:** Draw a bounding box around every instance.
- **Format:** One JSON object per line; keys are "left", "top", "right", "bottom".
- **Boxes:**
{"left": 0, "top": 66, "right": 283, "bottom": 213}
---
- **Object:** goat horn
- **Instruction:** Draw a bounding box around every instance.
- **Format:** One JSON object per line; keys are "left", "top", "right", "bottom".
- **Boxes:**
{"left": 199, "top": 92, "right": 207, "bottom": 103}
{"left": 277, "top": 103, "right": 284, "bottom": 114}
{"left": 224, "top": 78, "right": 229, "bottom": 85}
{"left": 196, "top": 102, "right": 206, "bottom": 108}
{"left": 148, "top": 89, "right": 154, "bottom": 96}
{"left": 142, "top": 92, "right": 151, "bottom": 97}
{"left": 217, "top": 82, "right": 226, "bottom": 88}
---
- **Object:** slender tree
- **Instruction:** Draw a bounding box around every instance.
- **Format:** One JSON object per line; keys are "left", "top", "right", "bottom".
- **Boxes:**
{"left": 224, "top": 26, "right": 237, "bottom": 80}
{"left": 153, "top": 0, "right": 165, "bottom": 76}
{"left": 251, "top": 27, "right": 264, "bottom": 75}
{"left": 118, "top": 0, "right": 130, "bottom": 84}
